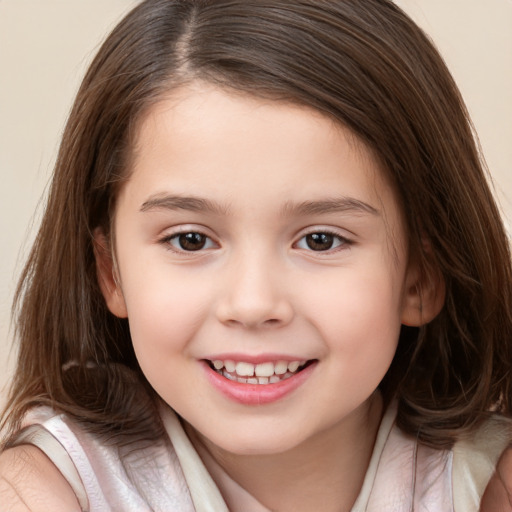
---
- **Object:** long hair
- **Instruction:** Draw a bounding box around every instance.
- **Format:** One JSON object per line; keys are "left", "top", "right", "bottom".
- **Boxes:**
{"left": 3, "top": 0, "right": 512, "bottom": 449}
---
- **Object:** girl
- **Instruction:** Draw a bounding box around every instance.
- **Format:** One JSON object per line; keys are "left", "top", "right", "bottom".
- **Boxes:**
{"left": 1, "top": 0, "right": 512, "bottom": 510}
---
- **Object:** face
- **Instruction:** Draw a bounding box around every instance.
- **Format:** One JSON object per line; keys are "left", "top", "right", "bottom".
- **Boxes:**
{"left": 97, "top": 83, "right": 425, "bottom": 456}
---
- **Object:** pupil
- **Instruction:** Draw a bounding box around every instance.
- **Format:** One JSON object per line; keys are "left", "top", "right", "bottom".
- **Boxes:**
{"left": 307, "top": 233, "right": 333, "bottom": 251}
{"left": 180, "top": 233, "right": 206, "bottom": 251}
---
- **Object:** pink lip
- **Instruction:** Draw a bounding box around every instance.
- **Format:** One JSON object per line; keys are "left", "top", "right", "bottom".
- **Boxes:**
{"left": 204, "top": 353, "right": 307, "bottom": 364}
{"left": 201, "top": 360, "right": 317, "bottom": 405}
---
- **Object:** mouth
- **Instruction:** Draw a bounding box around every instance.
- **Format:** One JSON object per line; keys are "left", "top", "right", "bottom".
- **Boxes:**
{"left": 202, "top": 357, "right": 318, "bottom": 405}
{"left": 206, "top": 359, "right": 314, "bottom": 385}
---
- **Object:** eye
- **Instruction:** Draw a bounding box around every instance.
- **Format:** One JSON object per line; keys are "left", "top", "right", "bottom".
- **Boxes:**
{"left": 166, "top": 232, "right": 216, "bottom": 252}
{"left": 295, "top": 232, "right": 349, "bottom": 252}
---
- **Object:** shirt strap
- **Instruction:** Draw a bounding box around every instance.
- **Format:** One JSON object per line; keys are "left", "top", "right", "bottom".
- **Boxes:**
{"left": 159, "top": 404, "right": 230, "bottom": 512}
{"left": 12, "top": 424, "right": 89, "bottom": 511}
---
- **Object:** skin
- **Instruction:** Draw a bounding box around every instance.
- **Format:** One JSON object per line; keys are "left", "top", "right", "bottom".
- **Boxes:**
{"left": 481, "top": 449, "right": 512, "bottom": 511}
{"left": 96, "top": 83, "right": 440, "bottom": 511}
{"left": 0, "top": 445, "right": 80, "bottom": 511}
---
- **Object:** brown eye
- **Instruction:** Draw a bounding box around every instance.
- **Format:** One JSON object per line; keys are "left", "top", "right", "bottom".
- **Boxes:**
{"left": 296, "top": 232, "right": 347, "bottom": 252}
{"left": 306, "top": 233, "right": 335, "bottom": 251}
{"left": 169, "top": 232, "right": 212, "bottom": 251}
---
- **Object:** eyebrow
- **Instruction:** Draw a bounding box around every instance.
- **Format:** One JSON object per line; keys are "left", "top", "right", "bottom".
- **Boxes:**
{"left": 140, "top": 194, "right": 231, "bottom": 215}
{"left": 140, "top": 194, "right": 379, "bottom": 218}
{"left": 281, "top": 197, "right": 380, "bottom": 217}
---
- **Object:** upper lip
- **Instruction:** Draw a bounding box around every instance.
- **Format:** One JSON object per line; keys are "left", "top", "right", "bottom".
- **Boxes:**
{"left": 203, "top": 353, "right": 313, "bottom": 364}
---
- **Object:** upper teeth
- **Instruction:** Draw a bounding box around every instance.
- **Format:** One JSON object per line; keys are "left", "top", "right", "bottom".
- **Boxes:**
{"left": 212, "top": 360, "right": 306, "bottom": 377}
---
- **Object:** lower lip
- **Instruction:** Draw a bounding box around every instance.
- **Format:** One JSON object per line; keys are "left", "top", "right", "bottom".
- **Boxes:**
{"left": 202, "top": 361, "right": 317, "bottom": 405}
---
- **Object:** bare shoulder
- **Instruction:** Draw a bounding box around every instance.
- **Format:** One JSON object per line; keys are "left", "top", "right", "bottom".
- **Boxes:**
{"left": 480, "top": 445, "right": 512, "bottom": 512}
{"left": 0, "top": 444, "right": 81, "bottom": 511}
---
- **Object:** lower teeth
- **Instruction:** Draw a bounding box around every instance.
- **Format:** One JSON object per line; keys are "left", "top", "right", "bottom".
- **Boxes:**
{"left": 220, "top": 369, "right": 294, "bottom": 384}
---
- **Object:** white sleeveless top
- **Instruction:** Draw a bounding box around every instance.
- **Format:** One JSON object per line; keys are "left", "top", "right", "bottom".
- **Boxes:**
{"left": 13, "top": 401, "right": 512, "bottom": 511}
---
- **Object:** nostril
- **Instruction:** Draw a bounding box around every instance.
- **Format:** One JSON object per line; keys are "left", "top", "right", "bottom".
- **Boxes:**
{"left": 216, "top": 293, "right": 293, "bottom": 328}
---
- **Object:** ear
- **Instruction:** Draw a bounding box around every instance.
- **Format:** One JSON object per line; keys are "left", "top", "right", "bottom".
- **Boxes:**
{"left": 401, "top": 257, "right": 445, "bottom": 327}
{"left": 93, "top": 228, "right": 128, "bottom": 318}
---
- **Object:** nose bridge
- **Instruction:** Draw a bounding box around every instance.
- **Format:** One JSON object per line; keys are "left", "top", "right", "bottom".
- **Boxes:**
{"left": 216, "top": 243, "right": 293, "bottom": 328}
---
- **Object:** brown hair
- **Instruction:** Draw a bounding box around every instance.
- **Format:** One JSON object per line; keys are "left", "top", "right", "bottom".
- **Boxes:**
{"left": 2, "top": 0, "right": 511, "bottom": 449}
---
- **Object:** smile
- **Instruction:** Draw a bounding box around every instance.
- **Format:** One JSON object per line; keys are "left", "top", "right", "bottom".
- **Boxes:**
{"left": 203, "top": 358, "right": 317, "bottom": 405}
{"left": 209, "top": 359, "right": 309, "bottom": 385}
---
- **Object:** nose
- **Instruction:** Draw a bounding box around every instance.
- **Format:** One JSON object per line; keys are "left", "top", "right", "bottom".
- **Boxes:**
{"left": 215, "top": 251, "right": 294, "bottom": 329}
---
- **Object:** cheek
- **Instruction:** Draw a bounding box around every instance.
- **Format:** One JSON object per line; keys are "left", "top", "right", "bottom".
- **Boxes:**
{"left": 120, "top": 265, "right": 212, "bottom": 363}
{"left": 299, "top": 267, "right": 404, "bottom": 366}
{"left": 121, "top": 271, "right": 213, "bottom": 404}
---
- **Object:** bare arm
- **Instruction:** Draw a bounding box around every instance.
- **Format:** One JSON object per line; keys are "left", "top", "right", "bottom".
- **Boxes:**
{"left": 0, "top": 445, "right": 81, "bottom": 512}
{"left": 480, "top": 445, "right": 512, "bottom": 512}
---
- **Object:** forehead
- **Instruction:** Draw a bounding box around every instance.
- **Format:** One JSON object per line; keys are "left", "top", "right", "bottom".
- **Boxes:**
{"left": 122, "top": 84, "right": 401, "bottom": 229}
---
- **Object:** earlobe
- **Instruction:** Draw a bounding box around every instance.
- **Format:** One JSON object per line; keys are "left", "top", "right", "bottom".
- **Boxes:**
{"left": 93, "top": 228, "right": 128, "bottom": 318}
{"left": 401, "top": 260, "right": 445, "bottom": 327}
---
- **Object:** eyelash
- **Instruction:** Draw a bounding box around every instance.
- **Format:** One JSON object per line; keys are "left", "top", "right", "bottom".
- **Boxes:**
{"left": 294, "top": 230, "right": 352, "bottom": 253}
{"left": 159, "top": 228, "right": 353, "bottom": 254}
{"left": 159, "top": 230, "right": 217, "bottom": 253}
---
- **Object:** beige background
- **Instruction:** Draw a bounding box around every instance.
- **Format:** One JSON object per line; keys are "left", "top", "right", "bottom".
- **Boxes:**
{"left": 1, "top": 0, "right": 511, "bottom": 407}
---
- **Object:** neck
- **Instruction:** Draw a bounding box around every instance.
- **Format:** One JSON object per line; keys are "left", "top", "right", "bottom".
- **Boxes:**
{"left": 187, "top": 393, "right": 384, "bottom": 512}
